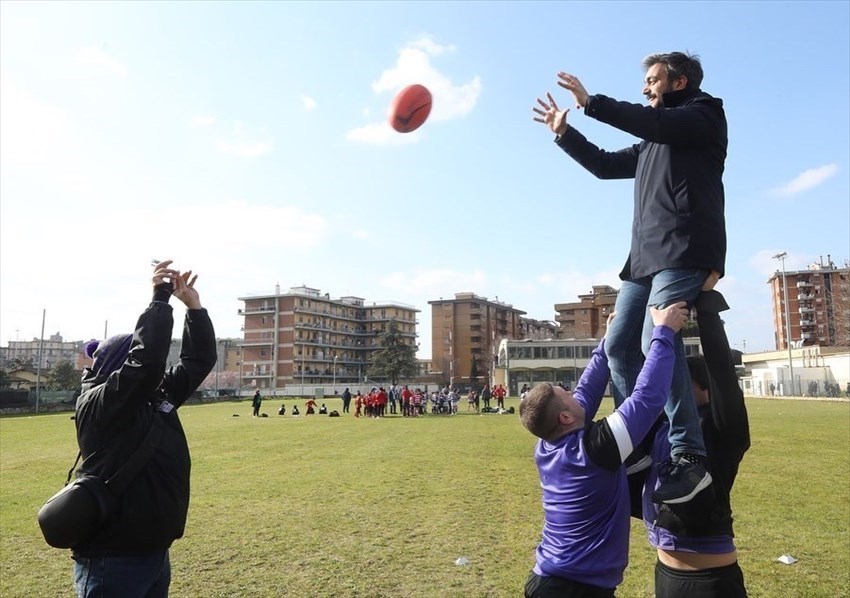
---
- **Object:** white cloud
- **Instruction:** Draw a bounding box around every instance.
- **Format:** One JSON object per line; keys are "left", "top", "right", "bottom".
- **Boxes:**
{"left": 410, "top": 38, "right": 456, "bottom": 56}
{"left": 346, "top": 121, "right": 420, "bottom": 145}
{"left": 74, "top": 47, "right": 127, "bottom": 76}
{"left": 189, "top": 114, "right": 216, "bottom": 128}
{"left": 301, "top": 95, "right": 317, "bottom": 111}
{"left": 0, "top": 199, "right": 329, "bottom": 344}
{"left": 750, "top": 250, "right": 810, "bottom": 279}
{"left": 348, "top": 36, "right": 482, "bottom": 146}
{"left": 217, "top": 124, "right": 274, "bottom": 157}
{"left": 0, "top": 76, "right": 71, "bottom": 167}
{"left": 769, "top": 163, "right": 838, "bottom": 197}
{"left": 217, "top": 139, "right": 273, "bottom": 157}
{"left": 372, "top": 37, "right": 482, "bottom": 122}
{"left": 380, "top": 268, "right": 489, "bottom": 298}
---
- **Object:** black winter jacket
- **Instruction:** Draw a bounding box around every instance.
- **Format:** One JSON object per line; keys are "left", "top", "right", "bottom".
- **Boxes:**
{"left": 73, "top": 301, "right": 216, "bottom": 556}
{"left": 556, "top": 87, "right": 727, "bottom": 281}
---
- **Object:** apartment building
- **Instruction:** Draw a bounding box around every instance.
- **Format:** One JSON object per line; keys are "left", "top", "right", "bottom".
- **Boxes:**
{"left": 238, "top": 285, "right": 419, "bottom": 391}
{"left": 519, "top": 317, "right": 559, "bottom": 340}
{"left": 768, "top": 256, "right": 850, "bottom": 349}
{"left": 554, "top": 285, "right": 619, "bottom": 339}
{"left": 1, "top": 333, "right": 83, "bottom": 370}
{"left": 429, "top": 292, "right": 526, "bottom": 387}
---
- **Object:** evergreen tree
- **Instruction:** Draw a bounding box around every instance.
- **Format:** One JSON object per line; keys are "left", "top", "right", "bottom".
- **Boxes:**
{"left": 46, "top": 361, "right": 81, "bottom": 392}
{"left": 367, "top": 320, "right": 418, "bottom": 385}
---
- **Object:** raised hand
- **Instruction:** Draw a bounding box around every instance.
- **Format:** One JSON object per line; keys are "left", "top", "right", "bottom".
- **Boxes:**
{"left": 152, "top": 259, "right": 178, "bottom": 289}
{"left": 650, "top": 301, "right": 690, "bottom": 333}
{"left": 557, "top": 72, "right": 589, "bottom": 109}
{"left": 532, "top": 92, "right": 569, "bottom": 136}
{"left": 173, "top": 270, "right": 202, "bottom": 310}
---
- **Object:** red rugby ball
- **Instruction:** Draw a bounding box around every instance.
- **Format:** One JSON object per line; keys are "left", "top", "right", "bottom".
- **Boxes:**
{"left": 388, "top": 84, "right": 432, "bottom": 133}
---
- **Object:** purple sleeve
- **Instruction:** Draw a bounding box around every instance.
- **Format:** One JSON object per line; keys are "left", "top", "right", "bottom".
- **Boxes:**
{"left": 572, "top": 339, "right": 610, "bottom": 423}
{"left": 614, "top": 326, "right": 675, "bottom": 448}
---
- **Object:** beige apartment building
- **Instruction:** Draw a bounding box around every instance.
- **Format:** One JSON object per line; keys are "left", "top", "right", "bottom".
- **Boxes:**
{"left": 238, "top": 286, "right": 419, "bottom": 392}
{"left": 768, "top": 256, "right": 850, "bottom": 350}
{"left": 0, "top": 333, "right": 83, "bottom": 370}
{"left": 429, "top": 292, "right": 526, "bottom": 387}
{"left": 554, "top": 285, "right": 619, "bottom": 339}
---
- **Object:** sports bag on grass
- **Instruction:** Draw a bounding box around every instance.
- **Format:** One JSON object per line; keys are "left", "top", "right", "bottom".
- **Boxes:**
{"left": 37, "top": 416, "right": 163, "bottom": 549}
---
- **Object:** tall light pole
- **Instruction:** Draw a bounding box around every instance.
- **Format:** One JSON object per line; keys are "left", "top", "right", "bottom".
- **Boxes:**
{"left": 773, "top": 252, "right": 795, "bottom": 396}
{"left": 237, "top": 346, "right": 243, "bottom": 397}
{"left": 332, "top": 355, "right": 338, "bottom": 394}
{"left": 215, "top": 339, "right": 220, "bottom": 395}
{"left": 300, "top": 345, "right": 305, "bottom": 398}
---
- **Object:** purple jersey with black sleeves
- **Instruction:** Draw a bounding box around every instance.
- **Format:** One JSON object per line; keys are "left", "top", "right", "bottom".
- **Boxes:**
{"left": 531, "top": 326, "right": 676, "bottom": 589}
{"left": 642, "top": 291, "right": 750, "bottom": 555}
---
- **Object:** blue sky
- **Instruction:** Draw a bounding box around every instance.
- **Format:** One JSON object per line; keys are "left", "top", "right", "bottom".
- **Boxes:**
{"left": 1, "top": 1, "right": 848, "bottom": 358}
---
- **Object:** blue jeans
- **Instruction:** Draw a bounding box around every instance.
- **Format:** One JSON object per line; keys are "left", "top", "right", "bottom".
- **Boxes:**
{"left": 73, "top": 550, "right": 171, "bottom": 598}
{"left": 606, "top": 269, "right": 708, "bottom": 457}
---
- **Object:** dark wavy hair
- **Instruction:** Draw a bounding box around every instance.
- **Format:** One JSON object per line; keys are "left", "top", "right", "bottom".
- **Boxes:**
{"left": 642, "top": 51, "right": 703, "bottom": 89}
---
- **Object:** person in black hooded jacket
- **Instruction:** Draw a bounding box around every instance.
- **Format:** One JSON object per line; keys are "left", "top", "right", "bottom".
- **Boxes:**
{"left": 533, "top": 51, "right": 727, "bottom": 505}
{"left": 72, "top": 259, "right": 216, "bottom": 597}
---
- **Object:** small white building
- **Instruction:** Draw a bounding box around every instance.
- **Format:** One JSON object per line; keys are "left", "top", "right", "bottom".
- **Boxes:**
{"left": 741, "top": 345, "right": 850, "bottom": 397}
{"left": 497, "top": 337, "right": 702, "bottom": 396}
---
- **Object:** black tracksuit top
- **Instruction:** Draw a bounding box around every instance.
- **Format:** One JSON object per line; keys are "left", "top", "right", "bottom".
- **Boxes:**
{"left": 73, "top": 301, "right": 216, "bottom": 556}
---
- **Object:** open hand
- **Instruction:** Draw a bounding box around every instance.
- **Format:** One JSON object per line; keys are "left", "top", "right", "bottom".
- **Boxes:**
{"left": 532, "top": 92, "right": 569, "bottom": 136}
{"left": 173, "top": 270, "right": 202, "bottom": 310}
{"left": 557, "top": 72, "right": 589, "bottom": 109}
{"left": 152, "top": 259, "right": 178, "bottom": 289}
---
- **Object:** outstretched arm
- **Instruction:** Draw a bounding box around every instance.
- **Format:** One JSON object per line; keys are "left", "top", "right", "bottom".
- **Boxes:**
{"left": 159, "top": 268, "right": 217, "bottom": 409}
{"left": 533, "top": 85, "right": 639, "bottom": 180}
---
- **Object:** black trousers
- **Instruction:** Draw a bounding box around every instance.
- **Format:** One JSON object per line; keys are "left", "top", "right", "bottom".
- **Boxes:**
{"left": 655, "top": 559, "right": 747, "bottom": 598}
{"left": 524, "top": 572, "right": 615, "bottom": 598}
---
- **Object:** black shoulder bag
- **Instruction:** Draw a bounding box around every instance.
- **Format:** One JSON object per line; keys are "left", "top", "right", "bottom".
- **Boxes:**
{"left": 37, "top": 415, "right": 164, "bottom": 549}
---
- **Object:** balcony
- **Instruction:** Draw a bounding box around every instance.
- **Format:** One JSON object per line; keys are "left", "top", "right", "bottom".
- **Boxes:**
{"left": 796, "top": 280, "right": 812, "bottom": 288}
{"left": 238, "top": 305, "right": 275, "bottom": 315}
{"left": 801, "top": 332, "right": 816, "bottom": 340}
{"left": 797, "top": 293, "right": 814, "bottom": 301}
{"left": 799, "top": 319, "right": 815, "bottom": 327}
{"left": 799, "top": 306, "right": 815, "bottom": 314}
{"left": 240, "top": 338, "right": 274, "bottom": 347}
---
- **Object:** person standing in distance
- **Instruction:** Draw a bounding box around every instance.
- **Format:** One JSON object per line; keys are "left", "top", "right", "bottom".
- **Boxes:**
{"left": 72, "top": 260, "right": 216, "bottom": 597}
{"left": 252, "top": 389, "right": 262, "bottom": 417}
{"left": 533, "top": 52, "right": 727, "bottom": 504}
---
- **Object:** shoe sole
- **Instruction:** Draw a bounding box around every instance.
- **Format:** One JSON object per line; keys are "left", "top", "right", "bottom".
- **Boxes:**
{"left": 656, "top": 472, "right": 714, "bottom": 505}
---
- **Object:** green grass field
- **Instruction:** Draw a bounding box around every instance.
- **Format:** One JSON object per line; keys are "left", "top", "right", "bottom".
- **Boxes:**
{"left": 2, "top": 397, "right": 848, "bottom": 597}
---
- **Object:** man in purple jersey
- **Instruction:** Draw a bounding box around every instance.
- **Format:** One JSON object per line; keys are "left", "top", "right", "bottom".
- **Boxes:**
{"left": 640, "top": 291, "right": 749, "bottom": 597}
{"left": 520, "top": 302, "right": 690, "bottom": 597}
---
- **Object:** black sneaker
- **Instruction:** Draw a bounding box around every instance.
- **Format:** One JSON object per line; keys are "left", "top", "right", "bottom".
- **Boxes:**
{"left": 651, "top": 456, "right": 712, "bottom": 504}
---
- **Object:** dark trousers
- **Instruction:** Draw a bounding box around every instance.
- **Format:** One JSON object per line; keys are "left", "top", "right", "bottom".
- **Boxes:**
{"left": 524, "top": 572, "right": 614, "bottom": 598}
{"left": 74, "top": 550, "right": 170, "bottom": 598}
{"left": 655, "top": 559, "right": 747, "bottom": 598}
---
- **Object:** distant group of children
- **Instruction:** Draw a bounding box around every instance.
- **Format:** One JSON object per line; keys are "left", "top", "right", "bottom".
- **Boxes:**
{"left": 253, "top": 384, "right": 510, "bottom": 420}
